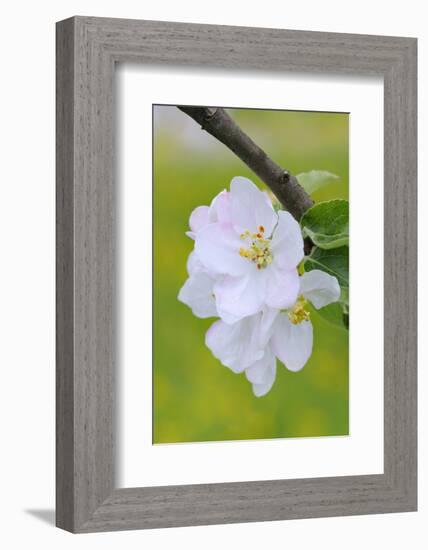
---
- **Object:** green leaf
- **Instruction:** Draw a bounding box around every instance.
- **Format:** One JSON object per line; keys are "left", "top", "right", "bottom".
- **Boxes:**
{"left": 305, "top": 246, "right": 349, "bottom": 330}
{"left": 304, "top": 246, "right": 349, "bottom": 300}
{"left": 300, "top": 199, "right": 349, "bottom": 250}
{"left": 312, "top": 302, "right": 348, "bottom": 330}
{"left": 296, "top": 170, "right": 339, "bottom": 196}
{"left": 340, "top": 287, "right": 349, "bottom": 307}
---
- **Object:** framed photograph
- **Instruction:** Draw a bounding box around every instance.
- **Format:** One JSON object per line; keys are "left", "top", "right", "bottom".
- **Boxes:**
{"left": 56, "top": 16, "right": 417, "bottom": 532}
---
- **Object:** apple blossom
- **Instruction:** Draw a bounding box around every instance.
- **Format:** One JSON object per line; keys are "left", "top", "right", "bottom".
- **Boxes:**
{"left": 270, "top": 269, "right": 341, "bottom": 373}
{"left": 194, "top": 177, "right": 304, "bottom": 324}
{"left": 178, "top": 176, "right": 342, "bottom": 397}
{"left": 204, "top": 269, "right": 340, "bottom": 396}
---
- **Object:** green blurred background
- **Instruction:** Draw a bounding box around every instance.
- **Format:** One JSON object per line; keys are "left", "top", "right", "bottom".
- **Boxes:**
{"left": 153, "top": 106, "right": 349, "bottom": 444}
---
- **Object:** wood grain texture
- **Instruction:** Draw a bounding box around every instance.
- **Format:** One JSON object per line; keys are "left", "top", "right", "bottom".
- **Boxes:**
{"left": 56, "top": 16, "right": 417, "bottom": 533}
{"left": 56, "top": 18, "right": 75, "bottom": 532}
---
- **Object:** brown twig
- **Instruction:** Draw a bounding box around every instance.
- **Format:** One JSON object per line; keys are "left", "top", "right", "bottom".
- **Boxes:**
{"left": 177, "top": 106, "right": 313, "bottom": 221}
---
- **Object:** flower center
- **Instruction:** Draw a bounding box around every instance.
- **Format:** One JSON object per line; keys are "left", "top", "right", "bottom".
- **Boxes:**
{"left": 287, "top": 296, "right": 310, "bottom": 325}
{"left": 239, "top": 226, "right": 273, "bottom": 270}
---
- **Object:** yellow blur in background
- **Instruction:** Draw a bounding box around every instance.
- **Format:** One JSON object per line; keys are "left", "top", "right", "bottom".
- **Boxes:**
{"left": 153, "top": 106, "right": 349, "bottom": 444}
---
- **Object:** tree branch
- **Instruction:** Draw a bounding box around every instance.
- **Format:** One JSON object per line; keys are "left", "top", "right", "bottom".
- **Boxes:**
{"left": 177, "top": 106, "right": 313, "bottom": 220}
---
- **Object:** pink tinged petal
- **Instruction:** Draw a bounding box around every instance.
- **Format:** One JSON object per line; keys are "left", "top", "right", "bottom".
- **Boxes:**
{"left": 245, "top": 347, "right": 277, "bottom": 397}
{"left": 230, "top": 176, "right": 277, "bottom": 236}
{"left": 195, "top": 223, "right": 249, "bottom": 277}
{"left": 300, "top": 269, "right": 341, "bottom": 309}
{"left": 214, "top": 270, "right": 267, "bottom": 324}
{"left": 209, "top": 190, "right": 231, "bottom": 225}
{"left": 189, "top": 205, "right": 210, "bottom": 233}
{"left": 271, "top": 314, "right": 313, "bottom": 372}
{"left": 177, "top": 273, "right": 217, "bottom": 318}
{"left": 271, "top": 210, "right": 304, "bottom": 270}
{"left": 265, "top": 265, "right": 300, "bottom": 309}
{"left": 205, "top": 316, "right": 266, "bottom": 373}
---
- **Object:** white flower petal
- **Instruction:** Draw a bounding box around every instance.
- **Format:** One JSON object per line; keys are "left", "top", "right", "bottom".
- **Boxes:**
{"left": 189, "top": 205, "right": 210, "bottom": 233}
{"left": 246, "top": 348, "right": 277, "bottom": 397}
{"left": 245, "top": 346, "right": 276, "bottom": 384}
{"left": 300, "top": 269, "right": 341, "bottom": 309}
{"left": 230, "top": 176, "right": 277, "bottom": 236}
{"left": 205, "top": 316, "right": 266, "bottom": 373}
{"left": 214, "top": 270, "right": 267, "bottom": 324}
{"left": 271, "top": 314, "right": 313, "bottom": 372}
{"left": 271, "top": 210, "right": 304, "bottom": 270}
{"left": 265, "top": 265, "right": 300, "bottom": 309}
{"left": 258, "top": 307, "right": 280, "bottom": 347}
{"left": 195, "top": 222, "right": 249, "bottom": 277}
{"left": 209, "top": 190, "right": 231, "bottom": 225}
{"left": 178, "top": 272, "right": 217, "bottom": 318}
{"left": 186, "top": 251, "right": 205, "bottom": 276}
{"left": 252, "top": 379, "right": 275, "bottom": 397}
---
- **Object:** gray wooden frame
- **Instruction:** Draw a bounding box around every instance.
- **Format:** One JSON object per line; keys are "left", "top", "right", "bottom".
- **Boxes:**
{"left": 56, "top": 16, "right": 417, "bottom": 533}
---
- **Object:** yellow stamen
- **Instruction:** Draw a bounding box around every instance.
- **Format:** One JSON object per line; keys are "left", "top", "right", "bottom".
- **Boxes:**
{"left": 287, "top": 296, "right": 310, "bottom": 325}
{"left": 238, "top": 229, "right": 273, "bottom": 269}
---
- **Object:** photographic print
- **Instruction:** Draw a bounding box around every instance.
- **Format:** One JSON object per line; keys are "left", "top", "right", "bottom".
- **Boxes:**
{"left": 153, "top": 105, "right": 349, "bottom": 444}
